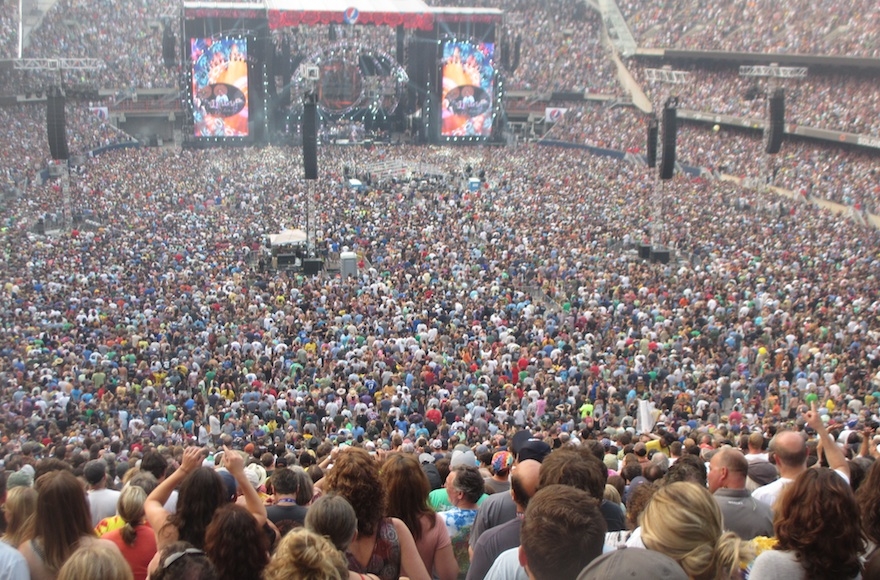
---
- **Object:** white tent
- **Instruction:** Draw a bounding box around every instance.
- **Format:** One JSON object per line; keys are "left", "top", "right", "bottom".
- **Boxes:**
{"left": 268, "top": 229, "right": 307, "bottom": 247}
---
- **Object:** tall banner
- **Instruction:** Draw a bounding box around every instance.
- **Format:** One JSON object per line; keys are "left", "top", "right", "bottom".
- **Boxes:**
{"left": 637, "top": 399, "right": 657, "bottom": 434}
{"left": 191, "top": 37, "right": 249, "bottom": 137}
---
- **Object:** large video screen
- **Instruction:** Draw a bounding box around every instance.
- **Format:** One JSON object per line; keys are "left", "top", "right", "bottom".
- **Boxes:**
{"left": 441, "top": 41, "right": 495, "bottom": 138}
{"left": 191, "top": 38, "right": 249, "bottom": 137}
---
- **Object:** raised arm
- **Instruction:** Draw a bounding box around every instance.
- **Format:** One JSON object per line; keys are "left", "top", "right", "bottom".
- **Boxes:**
{"left": 223, "top": 445, "right": 268, "bottom": 526}
{"left": 805, "top": 402, "right": 849, "bottom": 480}
{"left": 145, "top": 445, "right": 203, "bottom": 548}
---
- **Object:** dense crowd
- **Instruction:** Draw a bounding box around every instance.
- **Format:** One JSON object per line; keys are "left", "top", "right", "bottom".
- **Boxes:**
{"left": 0, "top": 0, "right": 16, "bottom": 59}
{"left": 494, "top": 1, "right": 619, "bottom": 94}
{"left": 22, "top": 0, "right": 177, "bottom": 89}
{"left": 0, "top": 103, "right": 135, "bottom": 180}
{"left": 522, "top": 100, "right": 880, "bottom": 210}
{"left": 0, "top": 1, "right": 877, "bottom": 576}
{"left": 630, "top": 64, "right": 880, "bottom": 138}
{"left": 618, "top": 0, "right": 880, "bottom": 57}
{"left": 0, "top": 143, "right": 878, "bottom": 580}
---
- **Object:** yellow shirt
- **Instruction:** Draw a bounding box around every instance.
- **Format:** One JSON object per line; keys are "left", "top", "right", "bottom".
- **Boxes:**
{"left": 95, "top": 515, "right": 125, "bottom": 536}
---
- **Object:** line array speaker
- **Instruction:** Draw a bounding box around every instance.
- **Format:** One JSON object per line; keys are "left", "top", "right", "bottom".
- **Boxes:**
{"left": 646, "top": 118, "right": 658, "bottom": 168}
{"left": 659, "top": 105, "right": 677, "bottom": 180}
{"left": 303, "top": 99, "right": 318, "bottom": 180}
{"left": 162, "top": 24, "right": 176, "bottom": 68}
{"left": 47, "top": 89, "right": 69, "bottom": 160}
{"left": 766, "top": 88, "right": 785, "bottom": 155}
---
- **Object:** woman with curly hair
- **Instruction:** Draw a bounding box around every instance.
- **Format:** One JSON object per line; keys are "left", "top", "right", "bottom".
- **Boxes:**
{"left": 204, "top": 504, "right": 269, "bottom": 580}
{"left": 381, "top": 453, "right": 457, "bottom": 580}
{"left": 640, "top": 481, "right": 753, "bottom": 580}
{"left": 751, "top": 468, "right": 864, "bottom": 580}
{"left": 263, "top": 528, "right": 348, "bottom": 580}
{"left": 858, "top": 459, "right": 880, "bottom": 575}
{"left": 322, "top": 447, "right": 429, "bottom": 580}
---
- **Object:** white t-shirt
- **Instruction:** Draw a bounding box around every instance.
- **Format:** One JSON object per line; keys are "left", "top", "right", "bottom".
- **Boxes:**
{"left": 88, "top": 488, "right": 121, "bottom": 527}
{"left": 484, "top": 547, "right": 527, "bottom": 580}
{"left": 753, "top": 468, "right": 849, "bottom": 509}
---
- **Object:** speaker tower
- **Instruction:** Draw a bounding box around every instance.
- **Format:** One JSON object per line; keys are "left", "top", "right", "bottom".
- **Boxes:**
{"left": 46, "top": 86, "right": 69, "bottom": 160}
{"left": 659, "top": 100, "right": 677, "bottom": 180}
{"left": 765, "top": 88, "right": 784, "bottom": 155}
{"left": 303, "top": 96, "right": 318, "bottom": 180}
{"left": 646, "top": 118, "right": 658, "bottom": 168}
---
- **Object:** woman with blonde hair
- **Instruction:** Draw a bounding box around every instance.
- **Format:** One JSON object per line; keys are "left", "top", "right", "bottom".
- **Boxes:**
{"left": 3, "top": 486, "right": 37, "bottom": 548}
{"left": 263, "top": 528, "right": 349, "bottom": 580}
{"left": 305, "top": 494, "right": 380, "bottom": 580}
{"left": 57, "top": 541, "right": 132, "bottom": 580}
{"left": 101, "top": 485, "right": 157, "bottom": 580}
{"left": 640, "top": 481, "right": 753, "bottom": 580}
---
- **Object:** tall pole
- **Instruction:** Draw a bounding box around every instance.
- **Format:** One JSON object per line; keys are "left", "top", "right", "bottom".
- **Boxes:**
{"left": 18, "top": 0, "right": 22, "bottom": 59}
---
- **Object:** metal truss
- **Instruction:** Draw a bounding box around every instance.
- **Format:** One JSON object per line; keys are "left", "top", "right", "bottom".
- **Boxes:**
{"left": 739, "top": 65, "right": 807, "bottom": 78}
{"left": 12, "top": 58, "right": 105, "bottom": 72}
{"left": 644, "top": 68, "right": 690, "bottom": 84}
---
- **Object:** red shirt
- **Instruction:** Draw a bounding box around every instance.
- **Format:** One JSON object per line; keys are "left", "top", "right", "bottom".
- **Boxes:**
{"left": 103, "top": 524, "right": 157, "bottom": 580}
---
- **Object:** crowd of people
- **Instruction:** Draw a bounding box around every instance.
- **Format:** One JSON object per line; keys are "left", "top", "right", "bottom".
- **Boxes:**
{"left": 0, "top": 1, "right": 877, "bottom": 576}
{"left": 0, "top": 103, "right": 135, "bottom": 182}
{"left": 618, "top": 0, "right": 880, "bottom": 57}
{"left": 517, "top": 100, "right": 880, "bottom": 211}
{"left": 630, "top": 64, "right": 880, "bottom": 138}
{"left": 0, "top": 140, "right": 876, "bottom": 577}
{"left": 0, "top": 0, "right": 16, "bottom": 59}
{"left": 21, "top": 0, "right": 177, "bottom": 90}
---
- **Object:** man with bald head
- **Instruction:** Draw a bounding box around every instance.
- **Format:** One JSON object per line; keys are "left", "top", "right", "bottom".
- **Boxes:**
{"left": 752, "top": 430, "right": 807, "bottom": 509}
{"left": 708, "top": 447, "right": 773, "bottom": 539}
{"left": 466, "top": 459, "right": 542, "bottom": 580}
{"left": 753, "top": 406, "right": 849, "bottom": 509}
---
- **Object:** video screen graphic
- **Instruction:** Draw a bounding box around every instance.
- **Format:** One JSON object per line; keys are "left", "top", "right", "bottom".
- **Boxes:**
{"left": 441, "top": 41, "right": 495, "bottom": 138}
{"left": 191, "top": 38, "right": 249, "bottom": 137}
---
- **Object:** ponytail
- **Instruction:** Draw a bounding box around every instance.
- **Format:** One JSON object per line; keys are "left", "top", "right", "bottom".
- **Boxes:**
{"left": 121, "top": 521, "right": 137, "bottom": 546}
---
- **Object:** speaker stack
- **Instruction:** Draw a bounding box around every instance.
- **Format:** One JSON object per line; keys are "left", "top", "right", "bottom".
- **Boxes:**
{"left": 659, "top": 99, "right": 677, "bottom": 180}
{"left": 646, "top": 118, "right": 658, "bottom": 168}
{"left": 302, "top": 259, "right": 324, "bottom": 275}
{"left": 162, "top": 24, "right": 176, "bottom": 68}
{"left": 650, "top": 246, "right": 671, "bottom": 264}
{"left": 765, "top": 88, "right": 784, "bottom": 155}
{"left": 302, "top": 97, "right": 318, "bottom": 180}
{"left": 46, "top": 86, "right": 69, "bottom": 160}
{"left": 396, "top": 25, "right": 405, "bottom": 64}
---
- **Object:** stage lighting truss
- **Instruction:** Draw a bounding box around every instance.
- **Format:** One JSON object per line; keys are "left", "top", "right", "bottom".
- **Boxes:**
{"left": 290, "top": 41, "right": 409, "bottom": 116}
{"left": 739, "top": 65, "right": 808, "bottom": 79}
